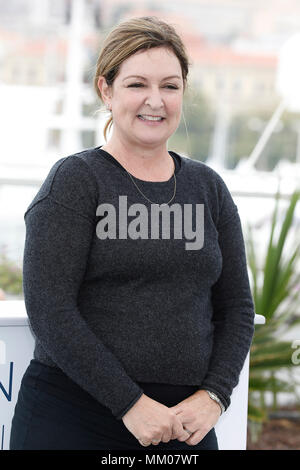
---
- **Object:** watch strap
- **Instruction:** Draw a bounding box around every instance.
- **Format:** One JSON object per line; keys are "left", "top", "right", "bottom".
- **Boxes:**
{"left": 204, "top": 389, "right": 225, "bottom": 414}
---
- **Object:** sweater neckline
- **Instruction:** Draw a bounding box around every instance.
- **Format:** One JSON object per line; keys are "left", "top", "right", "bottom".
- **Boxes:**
{"left": 95, "top": 146, "right": 185, "bottom": 185}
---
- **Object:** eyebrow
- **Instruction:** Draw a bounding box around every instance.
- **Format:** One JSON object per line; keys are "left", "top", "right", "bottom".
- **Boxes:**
{"left": 122, "top": 75, "right": 182, "bottom": 81}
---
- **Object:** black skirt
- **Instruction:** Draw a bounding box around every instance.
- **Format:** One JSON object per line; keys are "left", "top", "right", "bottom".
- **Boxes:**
{"left": 9, "top": 359, "right": 218, "bottom": 450}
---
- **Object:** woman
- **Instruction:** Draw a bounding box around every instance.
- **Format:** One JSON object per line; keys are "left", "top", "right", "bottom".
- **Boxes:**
{"left": 10, "top": 16, "right": 255, "bottom": 450}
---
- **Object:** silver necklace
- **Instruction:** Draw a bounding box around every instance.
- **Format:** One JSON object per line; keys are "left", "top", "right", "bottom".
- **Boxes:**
{"left": 124, "top": 157, "right": 177, "bottom": 206}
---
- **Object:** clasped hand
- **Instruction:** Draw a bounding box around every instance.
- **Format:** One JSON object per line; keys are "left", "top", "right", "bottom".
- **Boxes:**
{"left": 122, "top": 390, "right": 221, "bottom": 447}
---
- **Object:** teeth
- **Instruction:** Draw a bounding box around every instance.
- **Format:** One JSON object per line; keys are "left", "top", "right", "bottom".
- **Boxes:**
{"left": 139, "top": 115, "right": 163, "bottom": 121}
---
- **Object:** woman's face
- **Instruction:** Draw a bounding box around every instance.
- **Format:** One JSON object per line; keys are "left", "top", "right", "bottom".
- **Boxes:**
{"left": 99, "top": 46, "right": 184, "bottom": 149}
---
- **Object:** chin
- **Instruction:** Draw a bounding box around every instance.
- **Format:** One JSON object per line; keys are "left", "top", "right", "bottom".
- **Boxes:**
{"left": 138, "top": 138, "right": 167, "bottom": 147}
{"left": 139, "top": 130, "right": 172, "bottom": 143}
{"left": 132, "top": 132, "right": 164, "bottom": 144}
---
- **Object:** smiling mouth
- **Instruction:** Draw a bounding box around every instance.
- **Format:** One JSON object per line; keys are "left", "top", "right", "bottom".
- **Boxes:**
{"left": 137, "top": 115, "right": 165, "bottom": 122}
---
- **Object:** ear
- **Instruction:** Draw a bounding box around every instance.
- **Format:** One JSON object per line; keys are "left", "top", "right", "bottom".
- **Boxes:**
{"left": 97, "top": 76, "right": 112, "bottom": 107}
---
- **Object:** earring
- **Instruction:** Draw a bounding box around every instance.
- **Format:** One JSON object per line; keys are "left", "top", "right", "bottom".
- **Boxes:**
{"left": 106, "top": 103, "right": 111, "bottom": 112}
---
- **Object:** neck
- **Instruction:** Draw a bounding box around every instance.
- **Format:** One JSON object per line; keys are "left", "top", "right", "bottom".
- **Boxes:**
{"left": 101, "top": 137, "right": 174, "bottom": 181}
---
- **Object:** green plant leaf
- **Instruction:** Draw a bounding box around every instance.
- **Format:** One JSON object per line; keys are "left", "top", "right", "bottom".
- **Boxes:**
{"left": 246, "top": 190, "right": 300, "bottom": 422}
{"left": 260, "top": 190, "right": 299, "bottom": 319}
{"left": 249, "top": 375, "right": 294, "bottom": 393}
{"left": 247, "top": 402, "right": 267, "bottom": 422}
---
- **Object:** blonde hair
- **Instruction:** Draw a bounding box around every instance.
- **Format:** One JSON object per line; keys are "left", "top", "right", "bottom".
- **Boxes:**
{"left": 94, "top": 16, "right": 191, "bottom": 141}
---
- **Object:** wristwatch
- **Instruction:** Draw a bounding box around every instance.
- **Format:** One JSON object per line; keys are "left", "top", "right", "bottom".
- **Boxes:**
{"left": 204, "top": 390, "right": 225, "bottom": 415}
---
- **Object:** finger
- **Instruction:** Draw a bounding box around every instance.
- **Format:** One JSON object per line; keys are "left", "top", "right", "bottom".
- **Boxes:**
{"left": 161, "top": 428, "right": 173, "bottom": 443}
{"left": 138, "top": 438, "right": 152, "bottom": 447}
{"left": 183, "top": 426, "right": 193, "bottom": 435}
{"left": 171, "top": 416, "right": 184, "bottom": 439}
{"left": 177, "top": 429, "right": 193, "bottom": 442}
{"left": 151, "top": 439, "right": 161, "bottom": 446}
{"left": 170, "top": 417, "right": 190, "bottom": 441}
{"left": 185, "top": 429, "right": 207, "bottom": 446}
{"left": 173, "top": 418, "right": 195, "bottom": 442}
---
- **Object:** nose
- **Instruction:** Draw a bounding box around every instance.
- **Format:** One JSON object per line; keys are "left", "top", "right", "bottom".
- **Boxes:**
{"left": 145, "top": 86, "right": 164, "bottom": 109}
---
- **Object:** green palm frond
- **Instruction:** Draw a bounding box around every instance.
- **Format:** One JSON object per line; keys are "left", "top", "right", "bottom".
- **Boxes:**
{"left": 246, "top": 189, "right": 300, "bottom": 425}
{"left": 247, "top": 402, "right": 267, "bottom": 423}
{"left": 259, "top": 190, "right": 299, "bottom": 319}
{"left": 249, "top": 373, "right": 294, "bottom": 394}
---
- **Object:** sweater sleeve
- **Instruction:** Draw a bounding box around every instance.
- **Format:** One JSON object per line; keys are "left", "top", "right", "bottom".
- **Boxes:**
{"left": 22, "top": 155, "right": 144, "bottom": 419}
{"left": 200, "top": 174, "right": 255, "bottom": 410}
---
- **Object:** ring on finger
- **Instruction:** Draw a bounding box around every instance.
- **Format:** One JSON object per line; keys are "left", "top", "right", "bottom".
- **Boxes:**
{"left": 184, "top": 427, "right": 193, "bottom": 435}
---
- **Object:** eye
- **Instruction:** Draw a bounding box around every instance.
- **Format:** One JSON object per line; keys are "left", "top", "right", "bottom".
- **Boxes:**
{"left": 128, "top": 83, "right": 144, "bottom": 87}
{"left": 127, "top": 83, "right": 179, "bottom": 89}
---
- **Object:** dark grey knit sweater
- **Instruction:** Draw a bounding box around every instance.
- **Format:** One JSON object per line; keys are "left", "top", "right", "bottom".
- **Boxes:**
{"left": 22, "top": 146, "right": 255, "bottom": 420}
